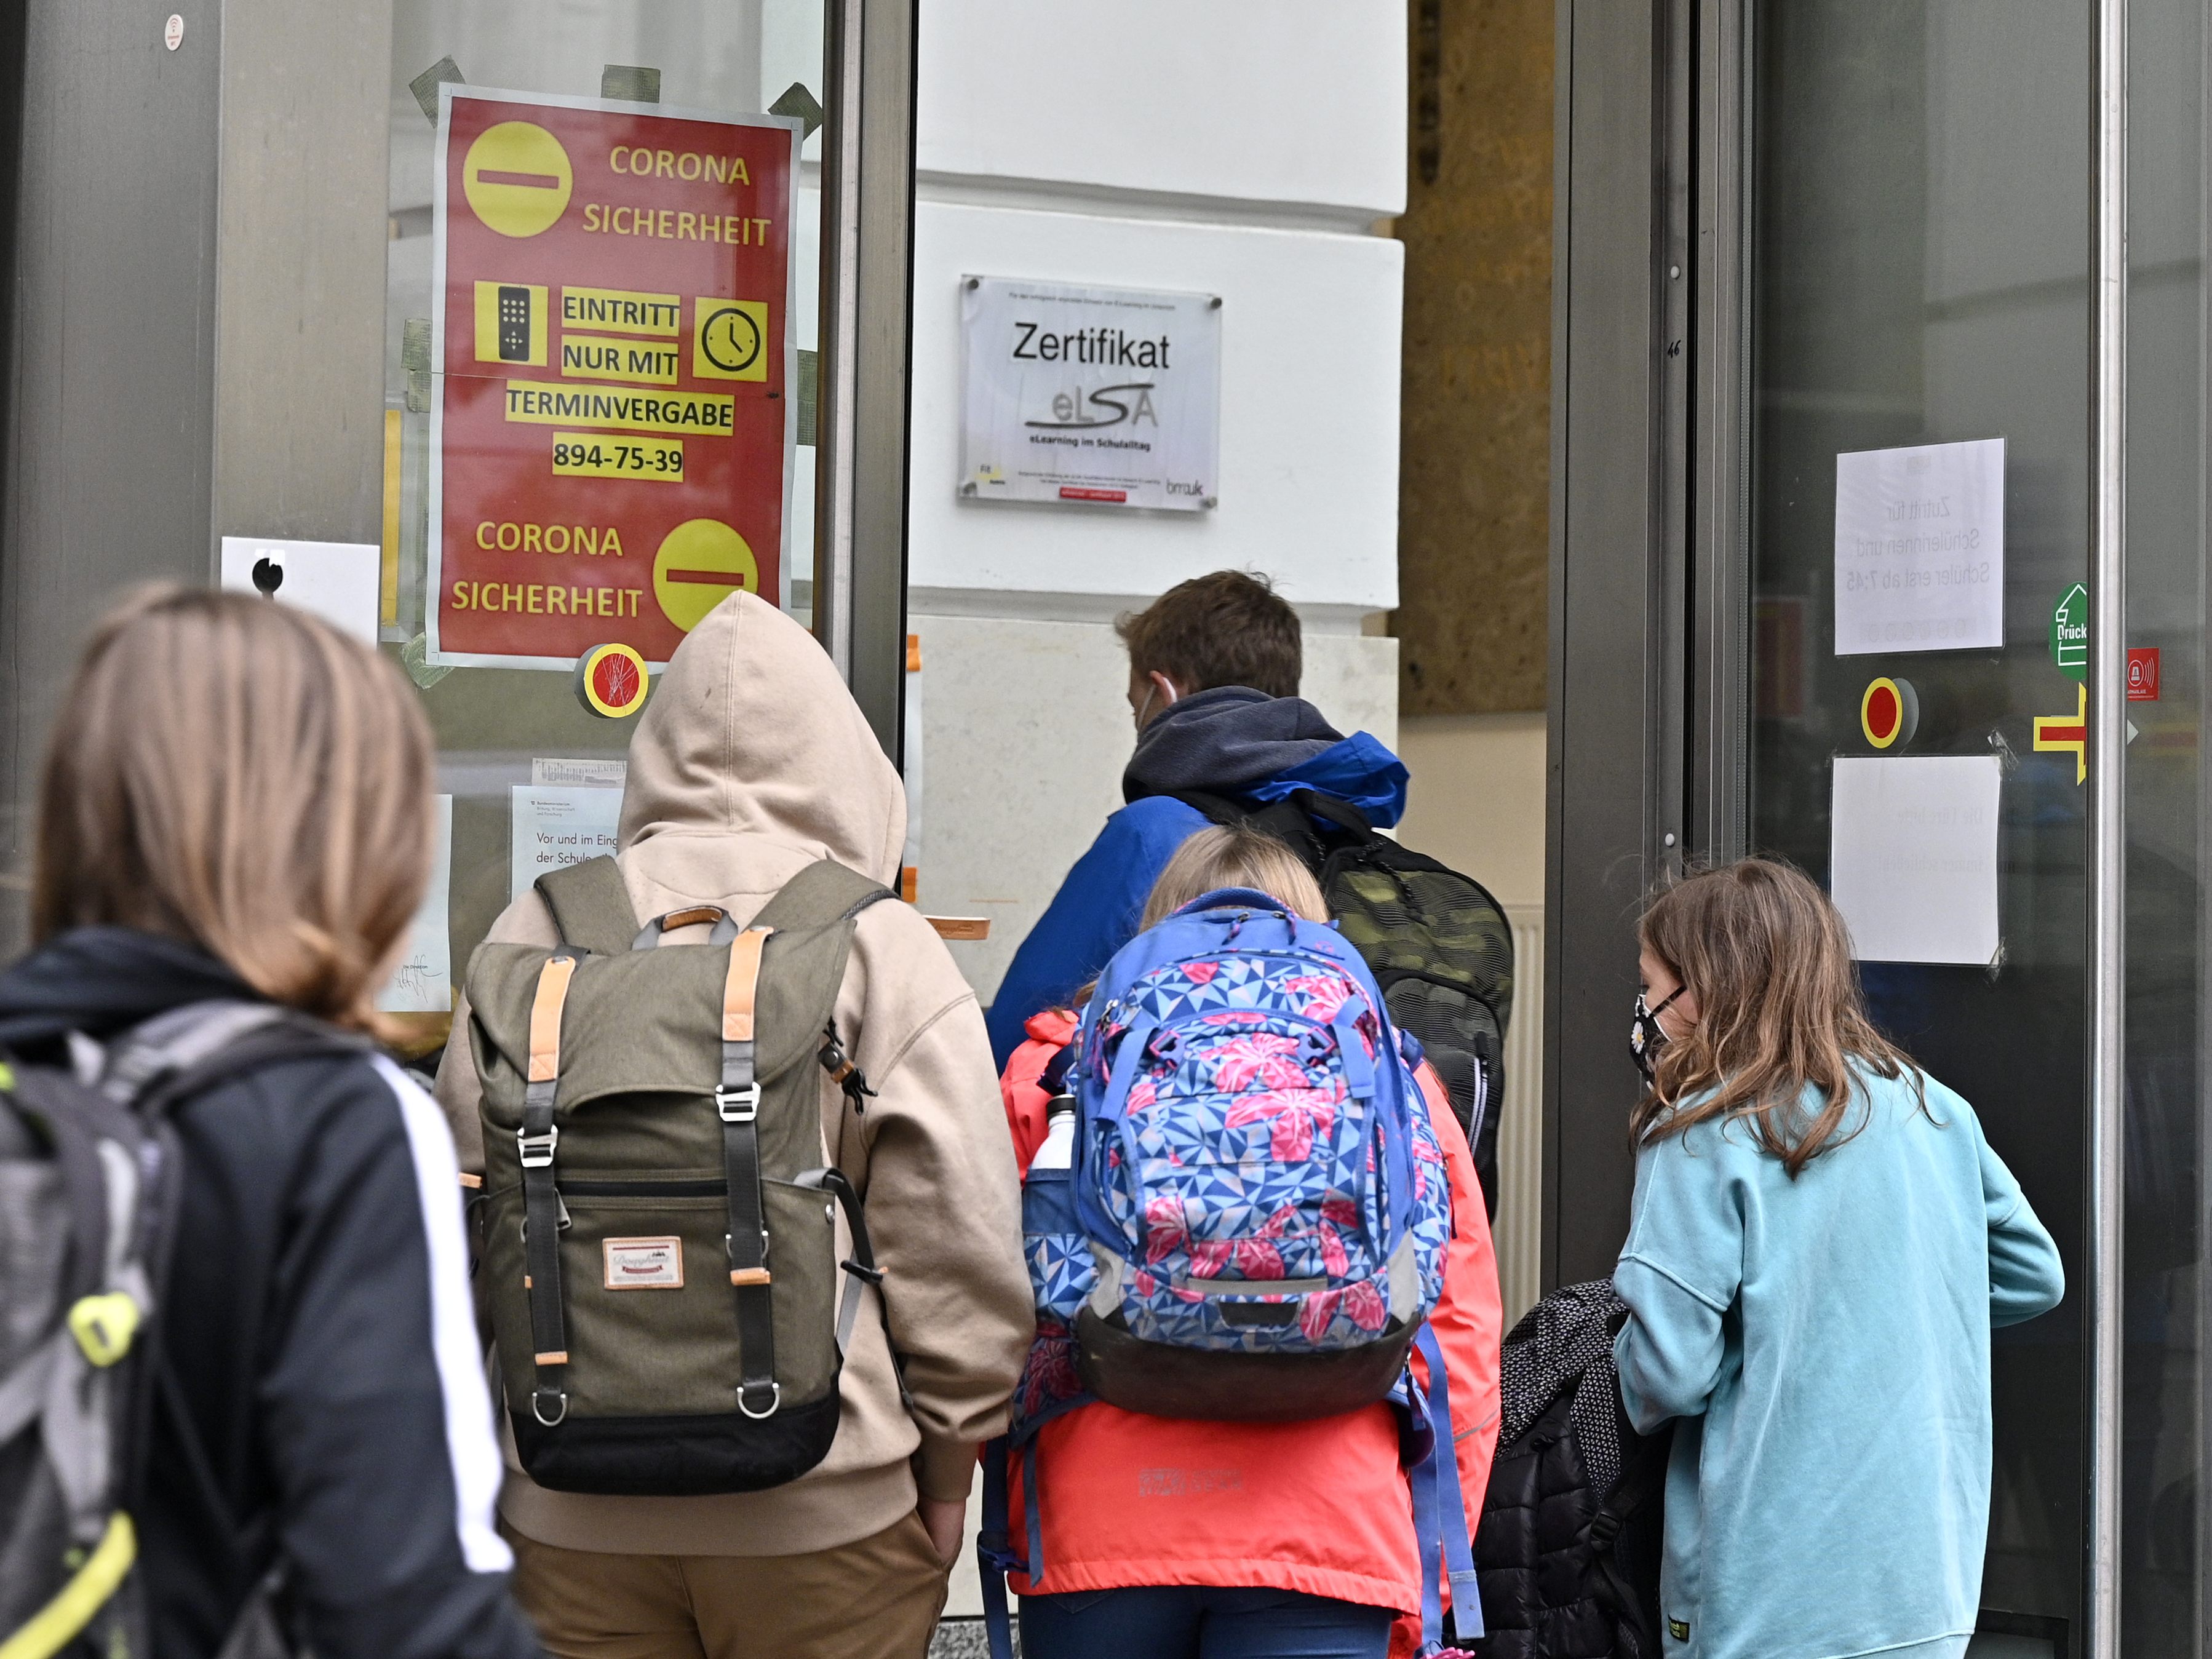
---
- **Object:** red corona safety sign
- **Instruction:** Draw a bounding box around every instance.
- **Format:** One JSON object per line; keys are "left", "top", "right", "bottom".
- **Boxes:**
{"left": 427, "top": 87, "right": 798, "bottom": 669}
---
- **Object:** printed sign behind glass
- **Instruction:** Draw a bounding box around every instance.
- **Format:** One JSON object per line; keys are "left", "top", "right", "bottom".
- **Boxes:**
{"left": 959, "top": 276, "right": 1222, "bottom": 512}
{"left": 429, "top": 87, "right": 799, "bottom": 669}
{"left": 1832, "top": 438, "right": 2005, "bottom": 656}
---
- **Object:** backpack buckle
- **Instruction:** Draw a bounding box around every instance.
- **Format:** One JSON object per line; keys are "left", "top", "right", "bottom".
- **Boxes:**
{"left": 738, "top": 1380, "right": 781, "bottom": 1420}
{"left": 716, "top": 1083, "right": 762, "bottom": 1121}
{"left": 517, "top": 1124, "right": 559, "bottom": 1168}
{"left": 727, "top": 1229, "right": 772, "bottom": 1272}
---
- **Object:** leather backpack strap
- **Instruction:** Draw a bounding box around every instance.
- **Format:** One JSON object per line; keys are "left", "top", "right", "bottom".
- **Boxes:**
{"left": 533, "top": 855, "right": 639, "bottom": 955}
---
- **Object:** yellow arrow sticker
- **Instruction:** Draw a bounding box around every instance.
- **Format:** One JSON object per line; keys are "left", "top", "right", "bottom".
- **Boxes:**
{"left": 2032, "top": 682, "right": 2088, "bottom": 785}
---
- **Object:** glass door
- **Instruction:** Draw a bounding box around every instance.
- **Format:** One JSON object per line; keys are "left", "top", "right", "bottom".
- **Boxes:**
{"left": 1741, "top": 1, "right": 2090, "bottom": 1642}
{"left": 376, "top": 0, "right": 883, "bottom": 1054}
{"left": 2119, "top": 0, "right": 2209, "bottom": 1646}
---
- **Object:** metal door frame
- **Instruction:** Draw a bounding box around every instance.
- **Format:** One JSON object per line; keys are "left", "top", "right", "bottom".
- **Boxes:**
{"left": 816, "top": 0, "right": 920, "bottom": 759}
{"left": 1548, "top": 0, "right": 2126, "bottom": 1645}
{"left": 1545, "top": 0, "right": 1747, "bottom": 1289}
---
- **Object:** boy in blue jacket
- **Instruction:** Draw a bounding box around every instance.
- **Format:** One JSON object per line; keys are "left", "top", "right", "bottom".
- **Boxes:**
{"left": 985, "top": 570, "right": 1409, "bottom": 1067}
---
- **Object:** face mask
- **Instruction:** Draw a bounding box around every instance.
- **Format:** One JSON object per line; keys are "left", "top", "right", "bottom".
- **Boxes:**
{"left": 1132, "top": 676, "right": 1179, "bottom": 732}
{"left": 1630, "top": 987, "right": 1684, "bottom": 1083}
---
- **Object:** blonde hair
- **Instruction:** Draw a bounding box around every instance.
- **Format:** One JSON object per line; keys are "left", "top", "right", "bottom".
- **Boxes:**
{"left": 1140, "top": 824, "right": 1329, "bottom": 927}
{"left": 1631, "top": 857, "right": 1923, "bottom": 1177}
{"left": 33, "top": 586, "right": 436, "bottom": 1033}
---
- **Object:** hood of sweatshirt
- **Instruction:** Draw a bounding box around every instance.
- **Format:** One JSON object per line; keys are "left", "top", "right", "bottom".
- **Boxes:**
{"left": 1121, "top": 685, "right": 1409, "bottom": 827}
{"left": 618, "top": 592, "right": 905, "bottom": 888}
{"left": 0, "top": 926, "right": 256, "bottom": 1052}
{"left": 441, "top": 598, "right": 1031, "bottom": 1558}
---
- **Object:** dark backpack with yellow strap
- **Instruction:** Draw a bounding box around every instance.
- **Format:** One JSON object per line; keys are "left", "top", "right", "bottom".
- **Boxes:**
{"left": 464, "top": 855, "right": 894, "bottom": 1497}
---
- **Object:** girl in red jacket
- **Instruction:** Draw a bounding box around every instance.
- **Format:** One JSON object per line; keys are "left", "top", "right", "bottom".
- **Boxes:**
{"left": 998, "top": 826, "right": 1502, "bottom": 1659}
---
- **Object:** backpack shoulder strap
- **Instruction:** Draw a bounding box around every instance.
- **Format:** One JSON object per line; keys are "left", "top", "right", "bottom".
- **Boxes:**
{"left": 534, "top": 855, "right": 639, "bottom": 955}
{"left": 747, "top": 862, "right": 896, "bottom": 1121}
{"left": 1286, "top": 787, "right": 1376, "bottom": 840}
{"left": 1169, "top": 790, "right": 1246, "bottom": 829}
{"left": 752, "top": 857, "right": 895, "bottom": 933}
{"left": 136, "top": 1017, "right": 371, "bottom": 1120}
{"left": 1174, "top": 790, "right": 1343, "bottom": 873}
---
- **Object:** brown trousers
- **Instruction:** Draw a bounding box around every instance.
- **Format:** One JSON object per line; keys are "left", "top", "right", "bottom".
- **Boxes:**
{"left": 502, "top": 1514, "right": 951, "bottom": 1659}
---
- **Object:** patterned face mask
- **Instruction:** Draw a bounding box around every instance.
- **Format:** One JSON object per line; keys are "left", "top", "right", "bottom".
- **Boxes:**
{"left": 1629, "top": 986, "right": 1684, "bottom": 1083}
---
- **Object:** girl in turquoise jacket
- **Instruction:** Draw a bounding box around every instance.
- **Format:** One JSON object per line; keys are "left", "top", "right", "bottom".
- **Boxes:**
{"left": 1615, "top": 859, "right": 2064, "bottom": 1659}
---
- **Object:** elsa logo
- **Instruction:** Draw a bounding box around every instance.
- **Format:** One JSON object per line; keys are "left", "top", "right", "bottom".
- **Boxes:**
{"left": 1028, "top": 383, "right": 1158, "bottom": 431}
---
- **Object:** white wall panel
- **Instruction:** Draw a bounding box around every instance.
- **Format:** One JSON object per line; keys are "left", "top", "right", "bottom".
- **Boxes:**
{"left": 907, "top": 201, "right": 1404, "bottom": 610}
{"left": 914, "top": 615, "right": 1399, "bottom": 1005}
{"left": 917, "top": 1, "right": 1408, "bottom": 218}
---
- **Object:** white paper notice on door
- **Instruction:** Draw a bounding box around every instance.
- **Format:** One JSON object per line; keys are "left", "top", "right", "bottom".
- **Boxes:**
{"left": 379, "top": 795, "right": 453, "bottom": 1013}
{"left": 532, "top": 757, "right": 627, "bottom": 788}
{"left": 217, "top": 536, "right": 382, "bottom": 644}
{"left": 1834, "top": 438, "right": 2004, "bottom": 654}
{"left": 511, "top": 785, "right": 624, "bottom": 903}
{"left": 1829, "top": 755, "right": 2001, "bottom": 964}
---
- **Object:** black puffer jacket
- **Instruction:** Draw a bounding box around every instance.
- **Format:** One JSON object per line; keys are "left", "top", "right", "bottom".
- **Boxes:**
{"left": 1474, "top": 1281, "right": 1668, "bottom": 1659}
{"left": 0, "top": 928, "right": 541, "bottom": 1659}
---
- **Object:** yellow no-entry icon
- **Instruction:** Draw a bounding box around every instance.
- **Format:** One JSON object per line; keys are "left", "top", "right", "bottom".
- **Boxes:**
{"left": 653, "top": 519, "right": 759, "bottom": 632}
{"left": 463, "top": 121, "right": 573, "bottom": 238}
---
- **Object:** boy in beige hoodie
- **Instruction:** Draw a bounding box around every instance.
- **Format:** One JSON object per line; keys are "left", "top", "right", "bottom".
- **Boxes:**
{"left": 434, "top": 593, "right": 1031, "bottom": 1658}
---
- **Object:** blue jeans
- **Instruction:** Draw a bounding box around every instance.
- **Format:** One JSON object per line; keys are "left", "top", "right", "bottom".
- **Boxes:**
{"left": 1017, "top": 1585, "right": 1394, "bottom": 1659}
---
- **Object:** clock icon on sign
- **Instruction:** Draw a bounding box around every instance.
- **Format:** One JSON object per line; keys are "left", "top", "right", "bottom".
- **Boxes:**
{"left": 699, "top": 304, "right": 762, "bottom": 375}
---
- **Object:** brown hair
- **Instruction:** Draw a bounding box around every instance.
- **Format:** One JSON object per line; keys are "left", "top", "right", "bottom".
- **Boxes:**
{"left": 33, "top": 586, "right": 436, "bottom": 1033}
{"left": 1141, "top": 825, "right": 1329, "bottom": 928}
{"left": 1629, "top": 857, "right": 1923, "bottom": 1177}
{"left": 1116, "top": 570, "right": 1302, "bottom": 699}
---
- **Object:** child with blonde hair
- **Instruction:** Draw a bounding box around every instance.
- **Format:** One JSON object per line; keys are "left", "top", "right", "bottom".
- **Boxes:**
{"left": 1001, "top": 827, "right": 1329, "bottom": 1168}
{"left": 996, "top": 825, "right": 1502, "bottom": 1658}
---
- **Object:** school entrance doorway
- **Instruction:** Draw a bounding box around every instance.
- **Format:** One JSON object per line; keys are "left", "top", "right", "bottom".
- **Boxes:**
{"left": 1548, "top": 3, "right": 2195, "bottom": 1652}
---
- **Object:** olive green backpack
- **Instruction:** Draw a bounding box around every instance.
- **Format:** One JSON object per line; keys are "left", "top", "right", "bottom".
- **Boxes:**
{"left": 465, "top": 854, "right": 894, "bottom": 1496}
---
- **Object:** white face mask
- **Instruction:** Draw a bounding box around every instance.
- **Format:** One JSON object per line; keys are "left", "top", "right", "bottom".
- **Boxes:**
{"left": 1132, "top": 676, "right": 1179, "bottom": 731}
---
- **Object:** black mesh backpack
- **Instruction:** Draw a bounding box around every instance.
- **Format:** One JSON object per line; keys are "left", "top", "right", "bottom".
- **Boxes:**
{"left": 1176, "top": 788, "right": 1514, "bottom": 1215}
{"left": 1473, "top": 1281, "right": 1669, "bottom": 1659}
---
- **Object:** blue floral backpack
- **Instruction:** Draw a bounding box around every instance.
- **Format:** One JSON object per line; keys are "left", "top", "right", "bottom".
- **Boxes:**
{"left": 979, "top": 887, "right": 1481, "bottom": 1658}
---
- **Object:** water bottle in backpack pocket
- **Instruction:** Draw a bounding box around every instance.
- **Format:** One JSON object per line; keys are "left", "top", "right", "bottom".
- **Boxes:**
{"left": 1009, "top": 1092, "right": 1089, "bottom": 1433}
